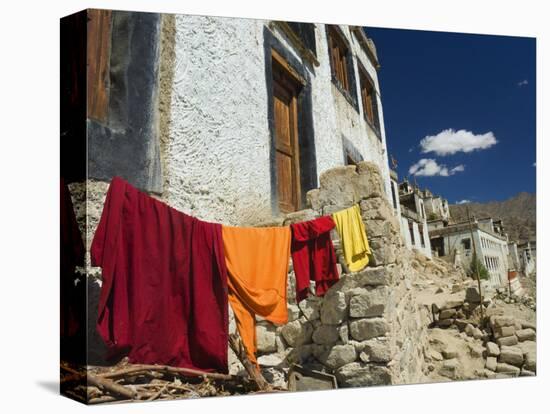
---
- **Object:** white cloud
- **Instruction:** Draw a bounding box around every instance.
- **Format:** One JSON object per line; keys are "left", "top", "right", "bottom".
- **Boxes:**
{"left": 419, "top": 129, "right": 497, "bottom": 156}
{"left": 450, "top": 164, "right": 465, "bottom": 174}
{"left": 408, "top": 158, "right": 465, "bottom": 177}
{"left": 518, "top": 79, "right": 529, "bottom": 87}
{"left": 456, "top": 199, "right": 471, "bottom": 204}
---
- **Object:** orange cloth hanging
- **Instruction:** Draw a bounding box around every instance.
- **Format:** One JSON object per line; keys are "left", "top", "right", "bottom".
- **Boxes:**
{"left": 222, "top": 226, "right": 291, "bottom": 365}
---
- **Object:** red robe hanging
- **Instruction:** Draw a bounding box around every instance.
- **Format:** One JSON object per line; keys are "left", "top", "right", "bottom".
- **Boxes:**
{"left": 91, "top": 177, "right": 229, "bottom": 373}
{"left": 290, "top": 216, "right": 339, "bottom": 303}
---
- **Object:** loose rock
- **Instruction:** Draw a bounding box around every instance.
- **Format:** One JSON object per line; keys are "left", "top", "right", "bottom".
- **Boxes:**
{"left": 349, "top": 318, "right": 389, "bottom": 341}
{"left": 496, "top": 335, "right": 518, "bottom": 347}
{"left": 439, "top": 309, "right": 456, "bottom": 320}
{"left": 516, "top": 328, "right": 536, "bottom": 342}
{"left": 495, "top": 363, "right": 520, "bottom": 376}
{"left": 498, "top": 346, "right": 524, "bottom": 367}
{"left": 320, "top": 292, "right": 347, "bottom": 325}
{"left": 312, "top": 325, "right": 340, "bottom": 345}
{"left": 486, "top": 342, "right": 500, "bottom": 357}
{"left": 319, "top": 344, "right": 357, "bottom": 369}
{"left": 485, "top": 357, "right": 497, "bottom": 371}
{"left": 281, "top": 319, "right": 313, "bottom": 347}
{"left": 335, "top": 362, "right": 392, "bottom": 387}
{"left": 349, "top": 287, "right": 388, "bottom": 318}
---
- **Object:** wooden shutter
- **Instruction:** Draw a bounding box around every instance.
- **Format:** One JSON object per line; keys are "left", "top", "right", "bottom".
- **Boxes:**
{"left": 359, "top": 66, "right": 379, "bottom": 131}
{"left": 87, "top": 9, "right": 112, "bottom": 122}
{"left": 272, "top": 54, "right": 302, "bottom": 213}
{"left": 328, "top": 26, "right": 350, "bottom": 93}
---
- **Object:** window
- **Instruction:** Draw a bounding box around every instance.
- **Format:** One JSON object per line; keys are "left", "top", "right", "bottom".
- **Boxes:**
{"left": 327, "top": 25, "right": 355, "bottom": 102}
{"left": 272, "top": 50, "right": 303, "bottom": 213}
{"left": 408, "top": 221, "right": 415, "bottom": 245}
{"left": 419, "top": 224, "right": 425, "bottom": 247}
{"left": 285, "top": 22, "right": 316, "bottom": 56}
{"left": 358, "top": 64, "right": 381, "bottom": 134}
{"left": 390, "top": 182, "right": 398, "bottom": 210}
{"left": 274, "top": 22, "right": 318, "bottom": 67}
{"left": 461, "top": 238, "right": 471, "bottom": 250}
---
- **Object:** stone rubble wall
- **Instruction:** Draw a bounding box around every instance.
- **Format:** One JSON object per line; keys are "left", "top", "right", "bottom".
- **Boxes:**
{"left": 242, "top": 162, "right": 437, "bottom": 388}
{"left": 432, "top": 288, "right": 537, "bottom": 378}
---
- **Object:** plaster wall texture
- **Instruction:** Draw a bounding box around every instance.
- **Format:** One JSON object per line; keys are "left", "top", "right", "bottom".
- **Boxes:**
{"left": 158, "top": 15, "right": 273, "bottom": 226}
{"left": 157, "top": 15, "right": 392, "bottom": 225}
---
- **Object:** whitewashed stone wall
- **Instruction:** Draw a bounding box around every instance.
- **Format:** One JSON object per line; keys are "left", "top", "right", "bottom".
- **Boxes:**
{"left": 158, "top": 15, "right": 273, "bottom": 226}
{"left": 157, "top": 15, "right": 392, "bottom": 226}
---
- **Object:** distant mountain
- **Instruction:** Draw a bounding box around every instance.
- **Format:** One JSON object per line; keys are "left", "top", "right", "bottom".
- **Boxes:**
{"left": 449, "top": 192, "right": 536, "bottom": 244}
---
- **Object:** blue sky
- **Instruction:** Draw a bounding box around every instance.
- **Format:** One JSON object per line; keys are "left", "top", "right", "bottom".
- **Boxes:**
{"left": 365, "top": 27, "right": 536, "bottom": 204}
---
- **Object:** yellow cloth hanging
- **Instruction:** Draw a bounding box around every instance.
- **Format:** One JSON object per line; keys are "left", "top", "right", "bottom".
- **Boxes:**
{"left": 332, "top": 204, "right": 371, "bottom": 272}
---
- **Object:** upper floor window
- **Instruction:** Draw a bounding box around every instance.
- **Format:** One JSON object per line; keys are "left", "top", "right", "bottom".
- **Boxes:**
{"left": 358, "top": 63, "right": 381, "bottom": 136}
{"left": 419, "top": 224, "right": 426, "bottom": 247}
{"left": 408, "top": 221, "right": 415, "bottom": 245}
{"left": 286, "top": 22, "right": 316, "bottom": 57}
{"left": 274, "top": 21, "right": 319, "bottom": 67}
{"left": 327, "top": 25, "right": 356, "bottom": 103}
{"left": 390, "top": 182, "right": 398, "bottom": 210}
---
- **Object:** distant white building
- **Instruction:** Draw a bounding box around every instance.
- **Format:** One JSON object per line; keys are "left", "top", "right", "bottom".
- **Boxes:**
{"left": 507, "top": 241, "right": 520, "bottom": 270}
{"left": 396, "top": 179, "right": 431, "bottom": 258}
{"left": 429, "top": 218, "right": 509, "bottom": 288}
{"left": 518, "top": 241, "right": 536, "bottom": 277}
{"left": 421, "top": 188, "right": 450, "bottom": 223}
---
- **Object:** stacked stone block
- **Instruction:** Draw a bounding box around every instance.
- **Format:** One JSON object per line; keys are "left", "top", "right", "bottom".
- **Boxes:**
{"left": 247, "top": 162, "right": 433, "bottom": 388}
{"left": 485, "top": 316, "right": 536, "bottom": 377}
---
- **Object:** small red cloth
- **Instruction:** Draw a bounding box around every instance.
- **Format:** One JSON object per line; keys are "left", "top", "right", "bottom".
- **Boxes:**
{"left": 91, "top": 177, "right": 229, "bottom": 373}
{"left": 290, "top": 216, "right": 339, "bottom": 303}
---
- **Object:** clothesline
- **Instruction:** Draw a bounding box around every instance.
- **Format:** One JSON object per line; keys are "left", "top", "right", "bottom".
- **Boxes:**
{"left": 89, "top": 176, "right": 373, "bottom": 375}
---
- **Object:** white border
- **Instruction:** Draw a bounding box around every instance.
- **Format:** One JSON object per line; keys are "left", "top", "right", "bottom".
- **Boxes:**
{"left": 0, "top": 0, "right": 546, "bottom": 412}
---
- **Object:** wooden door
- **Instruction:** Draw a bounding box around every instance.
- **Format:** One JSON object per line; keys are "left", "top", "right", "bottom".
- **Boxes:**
{"left": 272, "top": 57, "right": 301, "bottom": 213}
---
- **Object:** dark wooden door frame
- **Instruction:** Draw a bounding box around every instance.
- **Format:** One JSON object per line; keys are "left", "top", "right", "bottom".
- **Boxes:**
{"left": 272, "top": 49, "right": 303, "bottom": 213}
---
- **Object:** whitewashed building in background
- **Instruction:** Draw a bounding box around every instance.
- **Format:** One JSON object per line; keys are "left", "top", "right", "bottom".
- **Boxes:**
{"left": 396, "top": 179, "right": 432, "bottom": 258}
{"left": 421, "top": 188, "right": 451, "bottom": 223}
{"left": 518, "top": 241, "right": 536, "bottom": 277}
{"left": 429, "top": 218, "right": 509, "bottom": 288}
